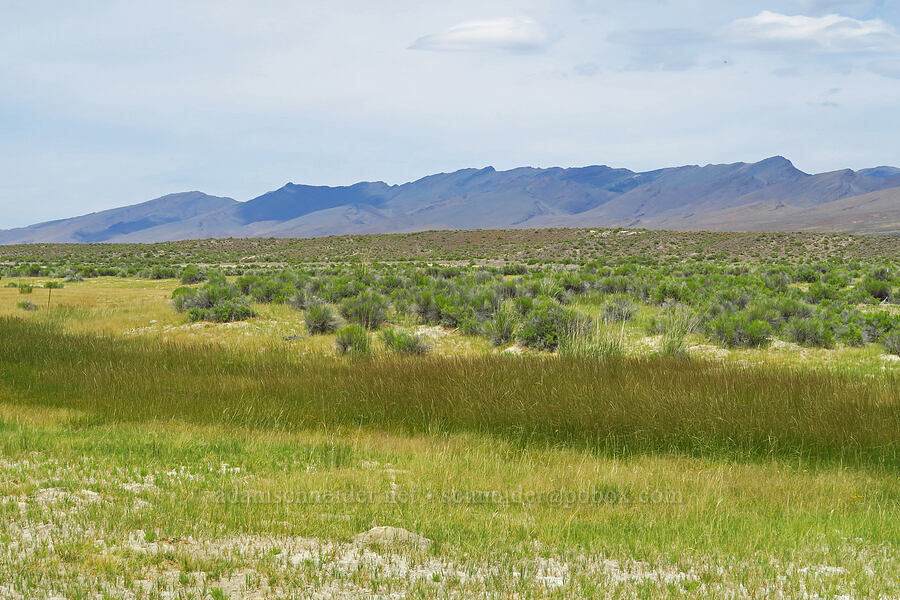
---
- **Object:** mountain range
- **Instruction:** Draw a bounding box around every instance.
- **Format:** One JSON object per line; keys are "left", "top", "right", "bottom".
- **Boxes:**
{"left": 2, "top": 156, "right": 899, "bottom": 244}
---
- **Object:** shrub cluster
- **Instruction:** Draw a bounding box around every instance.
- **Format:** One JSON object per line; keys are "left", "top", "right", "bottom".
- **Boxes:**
{"left": 380, "top": 329, "right": 431, "bottom": 355}
{"left": 335, "top": 325, "right": 371, "bottom": 356}
{"left": 305, "top": 304, "right": 339, "bottom": 335}
{"left": 172, "top": 278, "right": 257, "bottom": 323}
{"left": 59, "top": 254, "right": 896, "bottom": 357}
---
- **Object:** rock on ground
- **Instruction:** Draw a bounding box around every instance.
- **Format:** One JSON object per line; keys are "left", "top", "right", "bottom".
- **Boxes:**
{"left": 352, "top": 526, "right": 431, "bottom": 550}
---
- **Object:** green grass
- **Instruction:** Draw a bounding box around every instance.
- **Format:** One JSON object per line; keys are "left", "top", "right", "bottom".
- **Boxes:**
{"left": 1, "top": 316, "right": 898, "bottom": 597}
{"left": 2, "top": 317, "right": 897, "bottom": 469}
{"left": 1, "top": 394, "right": 898, "bottom": 598}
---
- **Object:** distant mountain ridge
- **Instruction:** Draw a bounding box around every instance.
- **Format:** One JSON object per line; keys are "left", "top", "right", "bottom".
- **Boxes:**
{"left": 2, "top": 156, "right": 899, "bottom": 244}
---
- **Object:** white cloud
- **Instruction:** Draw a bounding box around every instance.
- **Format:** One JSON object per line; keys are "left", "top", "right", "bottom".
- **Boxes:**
{"left": 731, "top": 11, "right": 899, "bottom": 53}
{"left": 410, "top": 17, "right": 551, "bottom": 52}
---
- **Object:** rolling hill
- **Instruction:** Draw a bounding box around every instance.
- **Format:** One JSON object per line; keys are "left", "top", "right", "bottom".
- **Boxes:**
{"left": 1, "top": 157, "right": 898, "bottom": 243}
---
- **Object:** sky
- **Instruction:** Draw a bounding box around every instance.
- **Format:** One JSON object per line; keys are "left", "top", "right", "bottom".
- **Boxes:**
{"left": 2, "top": 0, "right": 900, "bottom": 228}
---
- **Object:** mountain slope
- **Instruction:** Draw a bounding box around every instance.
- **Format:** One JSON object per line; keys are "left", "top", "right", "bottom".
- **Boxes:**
{"left": 2, "top": 157, "right": 898, "bottom": 243}
{"left": 0, "top": 192, "right": 238, "bottom": 244}
{"left": 680, "top": 186, "right": 900, "bottom": 235}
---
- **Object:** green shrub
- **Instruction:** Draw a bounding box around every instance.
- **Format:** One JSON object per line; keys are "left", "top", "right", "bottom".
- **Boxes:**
{"left": 237, "top": 274, "right": 296, "bottom": 303}
{"left": 414, "top": 290, "right": 439, "bottom": 323}
{"left": 705, "top": 312, "right": 772, "bottom": 349}
{"left": 784, "top": 317, "right": 835, "bottom": 349}
{"left": 44, "top": 281, "right": 64, "bottom": 289}
{"left": 513, "top": 295, "right": 534, "bottom": 316}
{"left": 769, "top": 297, "right": 813, "bottom": 323}
{"left": 837, "top": 323, "right": 865, "bottom": 347}
{"left": 16, "top": 301, "right": 38, "bottom": 311}
{"left": 172, "top": 280, "right": 241, "bottom": 309}
{"left": 180, "top": 264, "right": 206, "bottom": 284}
{"left": 795, "top": 265, "right": 820, "bottom": 283}
{"left": 860, "top": 277, "right": 892, "bottom": 301}
{"left": 432, "top": 293, "right": 480, "bottom": 333}
{"left": 652, "top": 280, "right": 688, "bottom": 304}
{"left": 881, "top": 331, "right": 900, "bottom": 356}
{"left": 806, "top": 282, "right": 840, "bottom": 304}
{"left": 340, "top": 291, "right": 388, "bottom": 330}
{"left": 335, "top": 325, "right": 371, "bottom": 356}
{"left": 601, "top": 295, "right": 637, "bottom": 323}
{"left": 380, "top": 329, "right": 430, "bottom": 355}
{"left": 483, "top": 304, "right": 519, "bottom": 346}
{"left": 149, "top": 266, "right": 178, "bottom": 279}
{"left": 494, "top": 280, "right": 519, "bottom": 299}
{"left": 18, "top": 283, "right": 33, "bottom": 295}
{"left": 534, "top": 277, "right": 564, "bottom": 301}
{"left": 517, "top": 300, "right": 587, "bottom": 352}
{"left": 187, "top": 298, "right": 256, "bottom": 323}
{"left": 288, "top": 291, "right": 307, "bottom": 311}
{"left": 173, "top": 280, "right": 256, "bottom": 323}
{"left": 305, "top": 304, "right": 339, "bottom": 335}
{"left": 170, "top": 286, "right": 196, "bottom": 312}
{"left": 501, "top": 264, "right": 527, "bottom": 276}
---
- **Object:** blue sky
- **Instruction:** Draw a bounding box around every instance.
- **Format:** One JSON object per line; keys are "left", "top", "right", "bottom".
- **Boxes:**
{"left": 2, "top": 0, "right": 899, "bottom": 227}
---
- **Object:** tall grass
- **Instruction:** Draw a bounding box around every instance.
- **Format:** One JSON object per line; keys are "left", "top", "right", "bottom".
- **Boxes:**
{"left": 657, "top": 307, "right": 696, "bottom": 357}
{"left": 1, "top": 316, "right": 897, "bottom": 468}
{"left": 557, "top": 322, "right": 626, "bottom": 359}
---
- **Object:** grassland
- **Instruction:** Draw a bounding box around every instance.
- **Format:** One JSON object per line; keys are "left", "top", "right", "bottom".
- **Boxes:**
{"left": 1, "top": 230, "right": 898, "bottom": 598}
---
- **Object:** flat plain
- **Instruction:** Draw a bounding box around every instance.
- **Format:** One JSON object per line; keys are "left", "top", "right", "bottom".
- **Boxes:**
{"left": 1, "top": 228, "right": 898, "bottom": 599}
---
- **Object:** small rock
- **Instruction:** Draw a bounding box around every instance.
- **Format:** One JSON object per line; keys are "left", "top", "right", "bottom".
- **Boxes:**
{"left": 80, "top": 489, "right": 102, "bottom": 502}
{"left": 770, "top": 339, "right": 802, "bottom": 352}
{"left": 416, "top": 326, "right": 449, "bottom": 340}
{"left": 501, "top": 345, "right": 524, "bottom": 355}
{"left": 537, "top": 575, "right": 565, "bottom": 587}
{"left": 352, "top": 526, "right": 431, "bottom": 550}
{"left": 799, "top": 565, "right": 847, "bottom": 576}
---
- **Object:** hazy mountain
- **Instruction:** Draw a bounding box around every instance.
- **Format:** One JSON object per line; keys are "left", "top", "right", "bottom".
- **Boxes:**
{"left": 679, "top": 186, "right": 900, "bottom": 235}
{"left": 0, "top": 192, "right": 237, "bottom": 244}
{"left": 1, "top": 157, "right": 898, "bottom": 243}
{"left": 858, "top": 166, "right": 900, "bottom": 179}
